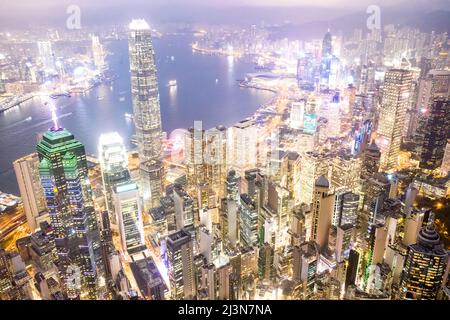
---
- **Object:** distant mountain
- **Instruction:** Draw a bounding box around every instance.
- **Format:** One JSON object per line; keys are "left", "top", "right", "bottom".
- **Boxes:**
{"left": 270, "top": 9, "right": 450, "bottom": 41}
{"left": 408, "top": 10, "right": 450, "bottom": 33}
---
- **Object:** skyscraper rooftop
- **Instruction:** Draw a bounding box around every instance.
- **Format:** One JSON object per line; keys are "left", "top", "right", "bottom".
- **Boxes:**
{"left": 129, "top": 19, "right": 150, "bottom": 30}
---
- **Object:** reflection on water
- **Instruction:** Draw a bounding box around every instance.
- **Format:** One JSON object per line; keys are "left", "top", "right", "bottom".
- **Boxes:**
{"left": 168, "top": 85, "right": 177, "bottom": 108}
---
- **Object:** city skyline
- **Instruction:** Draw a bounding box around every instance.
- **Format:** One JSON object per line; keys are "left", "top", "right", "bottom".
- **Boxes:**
{"left": 0, "top": 2, "right": 449, "bottom": 304}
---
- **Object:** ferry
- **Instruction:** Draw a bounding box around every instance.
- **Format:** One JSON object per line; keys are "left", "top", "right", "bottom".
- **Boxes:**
{"left": 167, "top": 80, "right": 177, "bottom": 87}
{"left": 50, "top": 92, "right": 71, "bottom": 99}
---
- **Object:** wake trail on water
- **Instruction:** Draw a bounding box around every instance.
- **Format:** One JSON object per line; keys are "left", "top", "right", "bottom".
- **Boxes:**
{"left": 0, "top": 117, "right": 33, "bottom": 131}
{"left": 5, "top": 113, "right": 73, "bottom": 135}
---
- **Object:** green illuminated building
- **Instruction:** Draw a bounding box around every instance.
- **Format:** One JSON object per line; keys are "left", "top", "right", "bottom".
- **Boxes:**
{"left": 37, "top": 127, "right": 103, "bottom": 299}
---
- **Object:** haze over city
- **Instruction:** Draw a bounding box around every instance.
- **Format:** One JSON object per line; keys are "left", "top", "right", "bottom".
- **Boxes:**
{"left": 0, "top": 0, "right": 448, "bottom": 306}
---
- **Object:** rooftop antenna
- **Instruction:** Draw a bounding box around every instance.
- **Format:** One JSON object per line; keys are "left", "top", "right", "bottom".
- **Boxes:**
{"left": 47, "top": 99, "right": 59, "bottom": 131}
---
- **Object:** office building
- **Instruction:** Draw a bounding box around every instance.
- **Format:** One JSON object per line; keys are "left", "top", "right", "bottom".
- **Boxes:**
{"left": 376, "top": 69, "right": 412, "bottom": 171}
{"left": 37, "top": 126, "right": 103, "bottom": 299}
{"left": 166, "top": 229, "right": 196, "bottom": 300}
{"left": 13, "top": 153, "right": 47, "bottom": 232}
{"left": 129, "top": 19, "right": 164, "bottom": 212}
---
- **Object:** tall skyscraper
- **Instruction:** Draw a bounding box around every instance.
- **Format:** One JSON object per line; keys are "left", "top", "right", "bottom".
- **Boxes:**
{"left": 298, "top": 151, "right": 330, "bottom": 205}
{"left": 414, "top": 70, "right": 450, "bottom": 169}
{"left": 441, "top": 140, "right": 450, "bottom": 176}
{"left": 98, "top": 133, "right": 130, "bottom": 219}
{"left": 128, "top": 19, "right": 164, "bottom": 212}
{"left": 91, "top": 35, "right": 105, "bottom": 70}
{"left": 320, "top": 30, "right": 333, "bottom": 87}
{"left": 376, "top": 69, "right": 412, "bottom": 171}
{"left": 227, "top": 119, "right": 257, "bottom": 177}
{"left": 185, "top": 125, "right": 206, "bottom": 188}
{"left": 37, "top": 125, "right": 103, "bottom": 299}
{"left": 310, "top": 176, "right": 335, "bottom": 250}
{"left": 37, "top": 41, "right": 55, "bottom": 72}
{"left": 333, "top": 189, "right": 359, "bottom": 227}
{"left": 166, "top": 229, "right": 196, "bottom": 300}
{"left": 99, "top": 133, "right": 145, "bottom": 256}
{"left": 13, "top": 153, "right": 47, "bottom": 232}
{"left": 400, "top": 213, "right": 448, "bottom": 300}
{"left": 204, "top": 125, "right": 227, "bottom": 198}
{"left": 113, "top": 182, "right": 145, "bottom": 255}
{"left": 239, "top": 194, "right": 258, "bottom": 247}
{"left": 416, "top": 98, "right": 450, "bottom": 170}
{"left": 290, "top": 101, "right": 305, "bottom": 129}
{"left": 361, "top": 140, "right": 381, "bottom": 179}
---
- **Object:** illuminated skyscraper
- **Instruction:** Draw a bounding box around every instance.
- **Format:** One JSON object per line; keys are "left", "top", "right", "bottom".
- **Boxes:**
{"left": 376, "top": 69, "right": 412, "bottom": 171}
{"left": 227, "top": 119, "right": 257, "bottom": 177}
{"left": 298, "top": 151, "right": 329, "bottom": 205}
{"left": 98, "top": 133, "right": 130, "bottom": 219}
{"left": 416, "top": 98, "right": 450, "bottom": 170}
{"left": 204, "top": 126, "right": 227, "bottom": 198}
{"left": 166, "top": 229, "right": 196, "bottom": 300}
{"left": 361, "top": 140, "right": 381, "bottom": 179}
{"left": 330, "top": 151, "right": 362, "bottom": 191}
{"left": 310, "top": 176, "right": 335, "bottom": 251}
{"left": 239, "top": 194, "right": 258, "bottom": 247}
{"left": 172, "top": 185, "right": 195, "bottom": 231}
{"left": 128, "top": 19, "right": 164, "bottom": 212}
{"left": 37, "top": 41, "right": 55, "bottom": 72}
{"left": 290, "top": 101, "right": 305, "bottom": 129}
{"left": 414, "top": 70, "right": 450, "bottom": 169}
{"left": 332, "top": 189, "right": 359, "bottom": 228}
{"left": 113, "top": 182, "right": 145, "bottom": 255}
{"left": 185, "top": 125, "right": 206, "bottom": 188}
{"left": 37, "top": 126, "right": 103, "bottom": 299}
{"left": 320, "top": 30, "right": 333, "bottom": 87}
{"left": 13, "top": 153, "right": 47, "bottom": 232}
{"left": 91, "top": 35, "right": 106, "bottom": 70}
{"left": 400, "top": 214, "right": 448, "bottom": 300}
{"left": 441, "top": 140, "right": 450, "bottom": 176}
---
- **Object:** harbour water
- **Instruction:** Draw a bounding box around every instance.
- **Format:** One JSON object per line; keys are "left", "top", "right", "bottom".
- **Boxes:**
{"left": 0, "top": 34, "right": 273, "bottom": 194}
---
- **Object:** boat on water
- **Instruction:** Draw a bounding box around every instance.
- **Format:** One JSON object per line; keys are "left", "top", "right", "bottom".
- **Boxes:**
{"left": 167, "top": 80, "right": 177, "bottom": 87}
{"left": 97, "top": 96, "right": 105, "bottom": 100}
{"left": 50, "top": 92, "right": 71, "bottom": 99}
{"left": 119, "top": 97, "right": 126, "bottom": 102}
{"left": 25, "top": 116, "right": 32, "bottom": 121}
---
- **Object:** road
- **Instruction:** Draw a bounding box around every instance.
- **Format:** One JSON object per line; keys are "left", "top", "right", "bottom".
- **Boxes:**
{"left": 0, "top": 205, "right": 27, "bottom": 244}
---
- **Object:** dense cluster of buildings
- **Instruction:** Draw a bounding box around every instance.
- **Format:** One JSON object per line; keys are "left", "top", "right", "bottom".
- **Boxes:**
{"left": 1, "top": 17, "right": 449, "bottom": 301}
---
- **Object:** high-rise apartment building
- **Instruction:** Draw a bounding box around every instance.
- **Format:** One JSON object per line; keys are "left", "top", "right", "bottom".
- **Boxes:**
{"left": 166, "top": 229, "right": 196, "bottom": 300}
{"left": 376, "top": 69, "right": 412, "bottom": 171}
{"left": 113, "top": 182, "right": 145, "bottom": 255}
{"left": 310, "top": 176, "right": 335, "bottom": 251}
